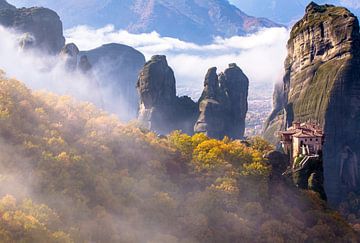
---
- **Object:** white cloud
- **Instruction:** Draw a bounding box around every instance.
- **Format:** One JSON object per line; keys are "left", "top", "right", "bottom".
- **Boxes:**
{"left": 65, "top": 25, "right": 289, "bottom": 99}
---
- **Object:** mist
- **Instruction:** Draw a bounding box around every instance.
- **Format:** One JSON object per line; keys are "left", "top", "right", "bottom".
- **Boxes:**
{"left": 0, "top": 26, "right": 138, "bottom": 122}
{"left": 65, "top": 25, "right": 289, "bottom": 99}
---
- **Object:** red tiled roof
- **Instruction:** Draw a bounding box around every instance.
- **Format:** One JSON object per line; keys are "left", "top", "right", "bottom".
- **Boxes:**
{"left": 279, "top": 122, "right": 324, "bottom": 138}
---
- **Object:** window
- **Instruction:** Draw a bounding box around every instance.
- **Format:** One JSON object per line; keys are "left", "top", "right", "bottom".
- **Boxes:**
{"left": 310, "top": 139, "right": 312, "bottom": 141}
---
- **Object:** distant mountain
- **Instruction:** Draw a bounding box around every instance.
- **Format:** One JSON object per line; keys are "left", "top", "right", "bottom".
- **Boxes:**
{"left": 7, "top": 0, "right": 281, "bottom": 43}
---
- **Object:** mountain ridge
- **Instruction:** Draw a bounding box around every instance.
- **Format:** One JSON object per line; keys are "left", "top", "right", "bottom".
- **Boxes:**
{"left": 6, "top": 0, "right": 282, "bottom": 44}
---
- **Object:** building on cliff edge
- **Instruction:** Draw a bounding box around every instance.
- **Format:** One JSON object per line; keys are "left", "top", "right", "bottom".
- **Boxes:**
{"left": 279, "top": 122, "right": 324, "bottom": 165}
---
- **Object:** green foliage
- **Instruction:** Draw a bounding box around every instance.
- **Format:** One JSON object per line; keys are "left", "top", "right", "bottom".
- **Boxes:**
{"left": 0, "top": 75, "right": 357, "bottom": 242}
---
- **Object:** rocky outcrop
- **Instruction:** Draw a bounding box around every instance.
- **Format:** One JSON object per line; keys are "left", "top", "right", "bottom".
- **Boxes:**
{"left": 78, "top": 55, "right": 92, "bottom": 74}
{"left": 292, "top": 154, "right": 327, "bottom": 201}
{"left": 0, "top": 2, "right": 65, "bottom": 54}
{"left": 81, "top": 44, "right": 146, "bottom": 121}
{"left": 137, "top": 55, "right": 197, "bottom": 135}
{"left": 195, "top": 67, "right": 229, "bottom": 139}
{"left": 137, "top": 57, "right": 249, "bottom": 138}
{"left": 195, "top": 64, "right": 249, "bottom": 139}
{"left": 264, "top": 2, "right": 360, "bottom": 205}
{"left": 60, "top": 43, "right": 79, "bottom": 71}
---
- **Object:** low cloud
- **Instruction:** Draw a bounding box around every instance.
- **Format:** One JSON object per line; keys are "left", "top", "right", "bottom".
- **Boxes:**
{"left": 65, "top": 25, "right": 289, "bottom": 99}
{"left": 0, "top": 27, "right": 98, "bottom": 102}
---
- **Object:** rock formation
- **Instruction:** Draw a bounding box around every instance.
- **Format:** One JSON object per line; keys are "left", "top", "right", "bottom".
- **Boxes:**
{"left": 60, "top": 43, "right": 79, "bottom": 71}
{"left": 137, "top": 55, "right": 197, "bottom": 135}
{"left": 0, "top": 1, "right": 65, "bottom": 54}
{"left": 263, "top": 2, "right": 360, "bottom": 204}
{"left": 137, "top": 57, "right": 249, "bottom": 138}
{"left": 195, "top": 67, "right": 229, "bottom": 139}
{"left": 78, "top": 55, "right": 92, "bottom": 74}
{"left": 80, "top": 43, "right": 146, "bottom": 121}
{"left": 292, "top": 153, "right": 327, "bottom": 201}
{"left": 195, "top": 64, "right": 249, "bottom": 139}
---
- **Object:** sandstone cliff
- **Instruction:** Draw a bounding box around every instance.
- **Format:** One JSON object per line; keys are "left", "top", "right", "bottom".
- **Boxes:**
{"left": 0, "top": 1, "right": 65, "bottom": 54}
{"left": 264, "top": 2, "right": 360, "bottom": 204}
{"left": 195, "top": 64, "right": 249, "bottom": 139}
{"left": 137, "top": 55, "right": 197, "bottom": 135}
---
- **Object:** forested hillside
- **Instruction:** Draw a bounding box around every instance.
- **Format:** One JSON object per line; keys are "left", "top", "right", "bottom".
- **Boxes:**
{"left": 0, "top": 72, "right": 357, "bottom": 242}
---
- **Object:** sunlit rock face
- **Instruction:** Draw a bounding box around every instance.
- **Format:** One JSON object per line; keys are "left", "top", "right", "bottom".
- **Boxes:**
{"left": 195, "top": 64, "right": 249, "bottom": 139}
{"left": 137, "top": 55, "right": 197, "bottom": 135}
{"left": 81, "top": 43, "right": 146, "bottom": 121}
{"left": 264, "top": 2, "right": 360, "bottom": 205}
{"left": 0, "top": 1, "right": 65, "bottom": 54}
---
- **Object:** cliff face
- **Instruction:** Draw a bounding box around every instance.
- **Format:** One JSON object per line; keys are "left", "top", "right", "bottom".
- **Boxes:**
{"left": 264, "top": 2, "right": 360, "bottom": 204}
{"left": 137, "top": 55, "right": 197, "bottom": 135}
{"left": 0, "top": 2, "right": 65, "bottom": 54}
{"left": 81, "top": 44, "right": 146, "bottom": 121}
{"left": 195, "top": 64, "right": 249, "bottom": 139}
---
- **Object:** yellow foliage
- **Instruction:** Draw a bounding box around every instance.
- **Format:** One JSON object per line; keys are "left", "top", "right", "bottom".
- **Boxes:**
{"left": 0, "top": 76, "right": 355, "bottom": 242}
